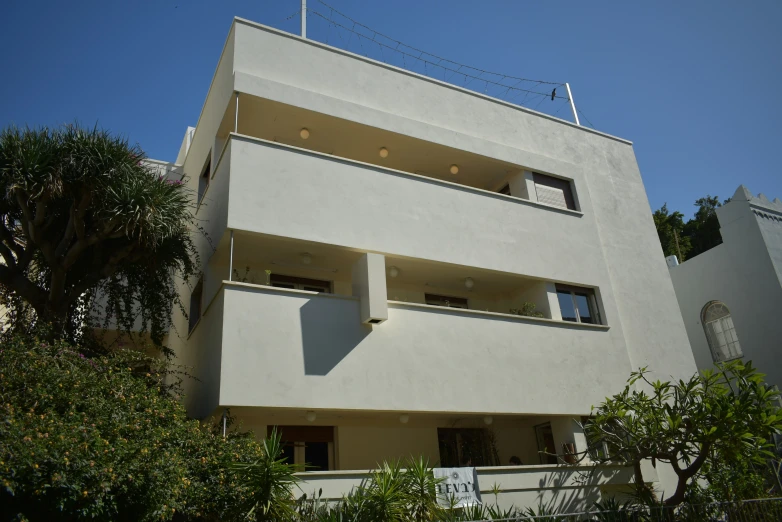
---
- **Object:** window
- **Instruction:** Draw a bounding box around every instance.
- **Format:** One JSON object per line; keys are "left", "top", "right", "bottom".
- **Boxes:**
{"left": 533, "top": 173, "right": 576, "bottom": 210}
{"left": 270, "top": 426, "right": 334, "bottom": 471}
{"left": 270, "top": 274, "right": 331, "bottom": 293}
{"left": 188, "top": 278, "right": 203, "bottom": 333}
{"left": 197, "top": 154, "right": 211, "bottom": 204}
{"left": 556, "top": 285, "right": 601, "bottom": 324}
{"left": 424, "top": 293, "right": 468, "bottom": 309}
{"left": 702, "top": 301, "right": 742, "bottom": 362}
{"left": 498, "top": 184, "right": 511, "bottom": 196}
{"left": 533, "top": 423, "right": 558, "bottom": 465}
{"left": 437, "top": 428, "right": 499, "bottom": 467}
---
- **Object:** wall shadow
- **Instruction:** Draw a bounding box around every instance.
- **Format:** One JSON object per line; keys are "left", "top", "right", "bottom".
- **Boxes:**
{"left": 300, "top": 296, "right": 370, "bottom": 375}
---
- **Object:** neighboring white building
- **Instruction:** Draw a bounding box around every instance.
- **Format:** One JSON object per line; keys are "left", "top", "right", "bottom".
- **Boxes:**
{"left": 164, "top": 17, "right": 697, "bottom": 510}
{"left": 668, "top": 186, "right": 782, "bottom": 390}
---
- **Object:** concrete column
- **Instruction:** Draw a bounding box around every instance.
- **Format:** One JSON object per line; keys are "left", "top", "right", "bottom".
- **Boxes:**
{"left": 550, "top": 417, "right": 589, "bottom": 464}
{"left": 352, "top": 253, "right": 388, "bottom": 324}
{"left": 506, "top": 170, "right": 537, "bottom": 202}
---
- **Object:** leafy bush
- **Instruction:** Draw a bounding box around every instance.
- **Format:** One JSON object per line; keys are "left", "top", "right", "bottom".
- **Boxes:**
{"left": 509, "top": 302, "right": 544, "bottom": 318}
{"left": 583, "top": 361, "right": 782, "bottom": 506}
{"left": 0, "top": 335, "right": 263, "bottom": 521}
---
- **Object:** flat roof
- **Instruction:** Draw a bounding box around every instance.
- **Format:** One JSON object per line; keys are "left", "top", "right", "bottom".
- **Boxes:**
{"left": 234, "top": 17, "right": 633, "bottom": 146}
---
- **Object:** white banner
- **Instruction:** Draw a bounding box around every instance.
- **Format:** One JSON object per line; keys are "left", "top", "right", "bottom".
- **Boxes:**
{"left": 433, "top": 467, "right": 482, "bottom": 508}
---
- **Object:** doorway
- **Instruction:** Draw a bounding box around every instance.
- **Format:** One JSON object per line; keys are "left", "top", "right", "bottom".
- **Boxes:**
{"left": 534, "top": 422, "right": 558, "bottom": 464}
{"left": 269, "top": 425, "right": 335, "bottom": 471}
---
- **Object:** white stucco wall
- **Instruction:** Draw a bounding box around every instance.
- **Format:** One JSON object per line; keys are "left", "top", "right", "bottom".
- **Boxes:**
{"left": 215, "top": 283, "right": 627, "bottom": 415}
{"left": 168, "top": 17, "right": 700, "bottom": 498}
{"left": 669, "top": 190, "right": 782, "bottom": 389}
{"left": 295, "top": 463, "right": 656, "bottom": 513}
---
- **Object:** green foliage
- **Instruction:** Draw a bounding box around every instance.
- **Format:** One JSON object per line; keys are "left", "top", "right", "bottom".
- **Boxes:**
{"left": 653, "top": 203, "right": 691, "bottom": 261}
{"left": 0, "top": 124, "right": 199, "bottom": 345}
{"left": 584, "top": 361, "right": 782, "bottom": 506}
{"left": 509, "top": 302, "right": 544, "bottom": 318}
{"left": 652, "top": 196, "right": 725, "bottom": 262}
{"left": 683, "top": 196, "right": 724, "bottom": 259}
{"left": 229, "top": 428, "right": 301, "bottom": 521}
{"left": 0, "top": 334, "right": 264, "bottom": 521}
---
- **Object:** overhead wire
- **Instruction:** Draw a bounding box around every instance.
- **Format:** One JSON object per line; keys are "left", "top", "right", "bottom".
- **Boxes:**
{"left": 576, "top": 107, "right": 596, "bottom": 129}
{"left": 272, "top": 2, "right": 594, "bottom": 127}
{"left": 307, "top": 9, "right": 568, "bottom": 102}
{"left": 313, "top": 0, "right": 561, "bottom": 86}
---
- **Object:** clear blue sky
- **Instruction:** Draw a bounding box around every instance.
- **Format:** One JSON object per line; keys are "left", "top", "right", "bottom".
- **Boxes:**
{"left": 1, "top": 0, "right": 780, "bottom": 216}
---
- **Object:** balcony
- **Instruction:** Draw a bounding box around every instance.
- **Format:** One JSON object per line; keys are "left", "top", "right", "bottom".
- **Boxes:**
{"left": 186, "top": 232, "right": 629, "bottom": 419}
{"left": 197, "top": 133, "right": 608, "bottom": 286}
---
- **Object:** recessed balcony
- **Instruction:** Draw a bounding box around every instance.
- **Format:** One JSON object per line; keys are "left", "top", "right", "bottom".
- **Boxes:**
{"left": 196, "top": 135, "right": 604, "bottom": 285}
{"left": 210, "top": 92, "right": 581, "bottom": 213}
{"left": 183, "top": 232, "right": 628, "bottom": 420}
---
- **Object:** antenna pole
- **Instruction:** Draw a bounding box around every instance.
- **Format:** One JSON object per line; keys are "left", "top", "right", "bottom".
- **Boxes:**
{"left": 301, "top": 0, "right": 307, "bottom": 38}
{"left": 565, "top": 83, "right": 580, "bottom": 126}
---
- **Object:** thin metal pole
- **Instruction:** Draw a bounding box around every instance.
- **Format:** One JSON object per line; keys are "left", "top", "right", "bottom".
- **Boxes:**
{"left": 234, "top": 93, "right": 239, "bottom": 133}
{"left": 229, "top": 230, "right": 234, "bottom": 281}
{"left": 565, "top": 83, "right": 580, "bottom": 126}
{"left": 674, "top": 229, "right": 682, "bottom": 262}
{"left": 301, "top": 0, "right": 307, "bottom": 38}
{"left": 222, "top": 410, "right": 227, "bottom": 438}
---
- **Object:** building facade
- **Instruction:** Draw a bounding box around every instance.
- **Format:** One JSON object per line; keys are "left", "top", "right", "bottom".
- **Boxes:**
{"left": 164, "top": 17, "right": 697, "bottom": 510}
{"left": 668, "top": 186, "right": 782, "bottom": 390}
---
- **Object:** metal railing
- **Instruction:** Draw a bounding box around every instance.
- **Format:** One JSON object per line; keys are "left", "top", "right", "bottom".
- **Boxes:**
{"left": 461, "top": 497, "right": 782, "bottom": 522}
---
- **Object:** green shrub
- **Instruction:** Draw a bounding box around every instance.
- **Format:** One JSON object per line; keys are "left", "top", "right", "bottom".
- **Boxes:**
{"left": 0, "top": 335, "right": 263, "bottom": 521}
{"left": 509, "top": 302, "right": 544, "bottom": 318}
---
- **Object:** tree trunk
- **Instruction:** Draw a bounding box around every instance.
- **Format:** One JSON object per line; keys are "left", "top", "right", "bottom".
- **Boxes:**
{"left": 34, "top": 302, "right": 72, "bottom": 341}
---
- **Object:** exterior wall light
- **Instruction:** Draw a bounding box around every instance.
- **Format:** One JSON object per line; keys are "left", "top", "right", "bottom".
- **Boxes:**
{"left": 484, "top": 415, "right": 493, "bottom": 425}
{"left": 450, "top": 164, "right": 459, "bottom": 175}
{"left": 399, "top": 414, "right": 409, "bottom": 424}
{"left": 300, "top": 128, "right": 310, "bottom": 139}
{"left": 464, "top": 277, "right": 474, "bottom": 289}
{"left": 379, "top": 147, "right": 389, "bottom": 158}
{"left": 306, "top": 411, "right": 317, "bottom": 422}
{"left": 301, "top": 253, "right": 312, "bottom": 265}
{"left": 389, "top": 266, "right": 399, "bottom": 278}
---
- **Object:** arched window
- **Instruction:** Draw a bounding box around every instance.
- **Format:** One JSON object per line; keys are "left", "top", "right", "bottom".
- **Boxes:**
{"left": 701, "top": 301, "right": 743, "bottom": 362}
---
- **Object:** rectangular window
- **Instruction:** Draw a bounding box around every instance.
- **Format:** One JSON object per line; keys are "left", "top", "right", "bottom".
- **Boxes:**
{"left": 533, "top": 173, "right": 576, "bottom": 210}
{"left": 188, "top": 278, "right": 203, "bottom": 333}
{"left": 269, "top": 426, "right": 335, "bottom": 471}
{"left": 270, "top": 274, "right": 331, "bottom": 293}
{"left": 437, "top": 428, "right": 499, "bottom": 467}
{"left": 424, "top": 293, "right": 468, "bottom": 309}
{"left": 197, "top": 154, "right": 211, "bottom": 204}
{"left": 555, "top": 285, "right": 601, "bottom": 324}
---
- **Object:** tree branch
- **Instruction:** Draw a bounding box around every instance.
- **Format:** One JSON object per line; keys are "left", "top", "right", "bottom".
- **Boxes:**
{"left": 0, "top": 241, "right": 17, "bottom": 269}
{"left": 63, "top": 243, "right": 138, "bottom": 304}
{"left": 0, "top": 264, "right": 47, "bottom": 313}
{"left": 664, "top": 442, "right": 710, "bottom": 506}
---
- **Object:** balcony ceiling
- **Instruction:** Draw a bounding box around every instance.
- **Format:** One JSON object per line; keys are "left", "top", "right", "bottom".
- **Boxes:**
{"left": 219, "top": 231, "right": 538, "bottom": 296}
{"left": 224, "top": 95, "right": 520, "bottom": 192}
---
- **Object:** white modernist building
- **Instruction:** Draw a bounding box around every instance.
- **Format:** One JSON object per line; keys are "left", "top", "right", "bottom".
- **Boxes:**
{"left": 163, "top": 17, "right": 698, "bottom": 510}
{"left": 668, "top": 186, "right": 782, "bottom": 390}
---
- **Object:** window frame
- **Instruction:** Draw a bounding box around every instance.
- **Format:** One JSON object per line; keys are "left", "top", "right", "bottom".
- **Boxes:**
{"left": 188, "top": 277, "right": 203, "bottom": 334}
{"left": 555, "top": 284, "right": 601, "bottom": 325}
{"left": 197, "top": 153, "right": 211, "bottom": 208}
{"left": 701, "top": 301, "right": 743, "bottom": 363}
{"left": 532, "top": 172, "right": 577, "bottom": 211}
